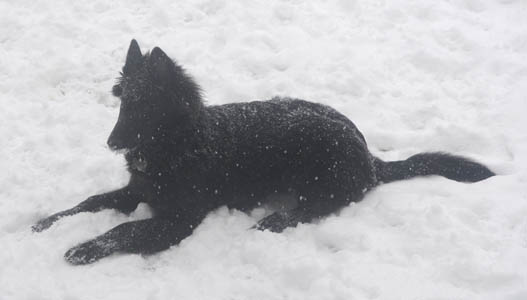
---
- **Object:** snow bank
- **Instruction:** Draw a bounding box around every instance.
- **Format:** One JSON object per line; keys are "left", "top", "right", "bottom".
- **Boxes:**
{"left": 1, "top": 0, "right": 526, "bottom": 299}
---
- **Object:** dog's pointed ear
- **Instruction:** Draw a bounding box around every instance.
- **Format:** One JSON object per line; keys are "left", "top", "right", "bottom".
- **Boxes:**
{"left": 150, "top": 46, "right": 173, "bottom": 80}
{"left": 123, "top": 39, "right": 142, "bottom": 74}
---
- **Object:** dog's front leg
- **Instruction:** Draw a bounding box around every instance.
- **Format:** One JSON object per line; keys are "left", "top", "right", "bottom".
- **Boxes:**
{"left": 64, "top": 216, "right": 196, "bottom": 265}
{"left": 32, "top": 187, "right": 141, "bottom": 232}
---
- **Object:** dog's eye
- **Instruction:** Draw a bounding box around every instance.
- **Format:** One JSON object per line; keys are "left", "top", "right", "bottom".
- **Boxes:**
{"left": 112, "top": 85, "right": 123, "bottom": 97}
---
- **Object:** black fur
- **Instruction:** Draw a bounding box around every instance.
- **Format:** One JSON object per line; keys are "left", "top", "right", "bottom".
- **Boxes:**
{"left": 33, "top": 40, "right": 495, "bottom": 265}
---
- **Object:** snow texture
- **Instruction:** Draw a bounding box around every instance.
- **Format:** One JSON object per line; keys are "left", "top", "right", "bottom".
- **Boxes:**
{"left": 1, "top": 0, "right": 527, "bottom": 299}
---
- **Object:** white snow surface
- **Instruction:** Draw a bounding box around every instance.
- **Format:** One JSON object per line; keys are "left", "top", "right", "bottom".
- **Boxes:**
{"left": 2, "top": 0, "right": 527, "bottom": 299}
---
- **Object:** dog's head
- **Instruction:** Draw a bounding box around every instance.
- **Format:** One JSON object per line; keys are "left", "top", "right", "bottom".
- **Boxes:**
{"left": 108, "top": 39, "right": 202, "bottom": 151}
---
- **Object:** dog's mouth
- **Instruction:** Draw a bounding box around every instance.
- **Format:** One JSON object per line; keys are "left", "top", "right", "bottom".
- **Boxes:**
{"left": 107, "top": 138, "right": 140, "bottom": 155}
{"left": 112, "top": 148, "right": 131, "bottom": 155}
{"left": 109, "top": 144, "right": 139, "bottom": 155}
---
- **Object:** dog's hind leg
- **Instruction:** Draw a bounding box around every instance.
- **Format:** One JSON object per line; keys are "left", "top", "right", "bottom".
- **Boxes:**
{"left": 254, "top": 180, "right": 366, "bottom": 233}
{"left": 32, "top": 187, "right": 141, "bottom": 232}
{"left": 64, "top": 216, "right": 199, "bottom": 265}
{"left": 254, "top": 208, "right": 317, "bottom": 232}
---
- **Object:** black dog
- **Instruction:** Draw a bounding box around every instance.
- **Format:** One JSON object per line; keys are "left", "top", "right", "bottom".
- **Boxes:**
{"left": 33, "top": 40, "right": 495, "bottom": 264}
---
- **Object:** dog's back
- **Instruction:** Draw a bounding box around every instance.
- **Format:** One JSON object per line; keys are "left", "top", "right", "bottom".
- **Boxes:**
{"left": 199, "top": 97, "right": 377, "bottom": 213}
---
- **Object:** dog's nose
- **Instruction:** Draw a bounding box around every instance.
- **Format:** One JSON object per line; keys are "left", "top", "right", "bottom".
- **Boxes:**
{"left": 107, "top": 138, "right": 120, "bottom": 150}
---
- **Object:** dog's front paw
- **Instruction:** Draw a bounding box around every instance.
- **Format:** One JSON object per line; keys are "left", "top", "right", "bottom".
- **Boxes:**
{"left": 32, "top": 215, "right": 59, "bottom": 232}
{"left": 64, "top": 238, "right": 118, "bottom": 265}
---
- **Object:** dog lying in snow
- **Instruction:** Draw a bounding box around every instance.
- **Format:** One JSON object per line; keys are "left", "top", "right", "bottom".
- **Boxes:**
{"left": 33, "top": 40, "right": 495, "bottom": 264}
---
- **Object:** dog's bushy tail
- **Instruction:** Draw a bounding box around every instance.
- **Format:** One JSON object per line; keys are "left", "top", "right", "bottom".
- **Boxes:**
{"left": 373, "top": 152, "right": 495, "bottom": 184}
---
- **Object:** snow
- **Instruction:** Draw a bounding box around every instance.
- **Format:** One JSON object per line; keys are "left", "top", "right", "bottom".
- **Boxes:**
{"left": 1, "top": 0, "right": 527, "bottom": 299}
